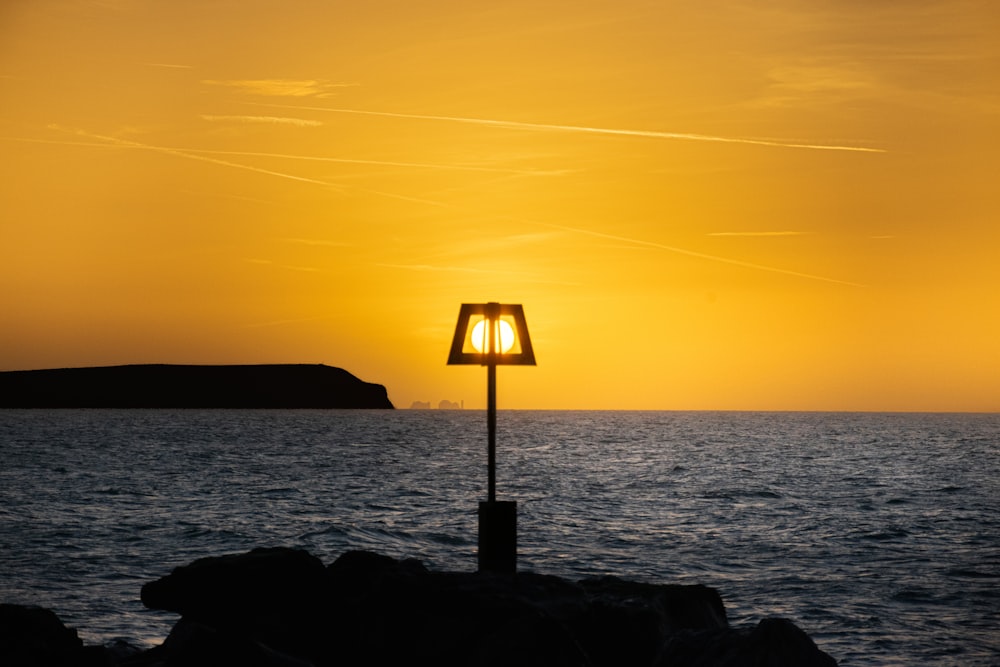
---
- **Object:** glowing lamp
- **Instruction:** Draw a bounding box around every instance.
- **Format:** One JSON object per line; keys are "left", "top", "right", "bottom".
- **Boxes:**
{"left": 448, "top": 302, "right": 536, "bottom": 573}
{"left": 447, "top": 303, "right": 535, "bottom": 366}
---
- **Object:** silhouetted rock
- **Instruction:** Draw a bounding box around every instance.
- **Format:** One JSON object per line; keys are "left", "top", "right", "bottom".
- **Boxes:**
{"left": 143, "top": 618, "right": 313, "bottom": 667}
{"left": 2, "top": 549, "right": 837, "bottom": 666}
{"left": 132, "top": 547, "right": 838, "bottom": 667}
{"left": 0, "top": 603, "right": 109, "bottom": 667}
{"left": 655, "top": 617, "right": 838, "bottom": 667}
{"left": 0, "top": 364, "right": 393, "bottom": 408}
{"left": 140, "top": 547, "right": 327, "bottom": 624}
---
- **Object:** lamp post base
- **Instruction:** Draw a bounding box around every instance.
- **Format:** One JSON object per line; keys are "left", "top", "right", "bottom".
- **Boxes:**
{"left": 478, "top": 500, "right": 517, "bottom": 573}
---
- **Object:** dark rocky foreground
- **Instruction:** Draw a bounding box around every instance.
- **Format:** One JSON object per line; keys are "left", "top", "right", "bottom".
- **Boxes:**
{"left": 0, "top": 364, "right": 393, "bottom": 409}
{"left": 1, "top": 547, "right": 838, "bottom": 666}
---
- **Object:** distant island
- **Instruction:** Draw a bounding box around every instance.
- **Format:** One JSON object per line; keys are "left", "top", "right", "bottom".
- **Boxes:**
{"left": 0, "top": 364, "right": 394, "bottom": 409}
{"left": 409, "top": 399, "right": 463, "bottom": 409}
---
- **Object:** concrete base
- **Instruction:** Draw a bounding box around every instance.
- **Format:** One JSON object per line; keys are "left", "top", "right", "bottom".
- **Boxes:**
{"left": 478, "top": 500, "right": 517, "bottom": 573}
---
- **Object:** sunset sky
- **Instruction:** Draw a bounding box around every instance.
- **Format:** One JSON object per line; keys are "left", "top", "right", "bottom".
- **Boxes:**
{"left": 2, "top": 0, "right": 998, "bottom": 411}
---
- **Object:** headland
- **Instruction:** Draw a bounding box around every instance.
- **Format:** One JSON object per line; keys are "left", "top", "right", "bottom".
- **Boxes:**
{"left": 0, "top": 364, "right": 394, "bottom": 409}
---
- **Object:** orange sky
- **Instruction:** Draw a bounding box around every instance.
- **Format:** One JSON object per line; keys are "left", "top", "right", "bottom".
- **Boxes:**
{"left": 2, "top": 1, "right": 998, "bottom": 411}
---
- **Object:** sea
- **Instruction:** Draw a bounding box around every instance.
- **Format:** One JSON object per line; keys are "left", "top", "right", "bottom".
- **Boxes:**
{"left": 1, "top": 409, "right": 997, "bottom": 665}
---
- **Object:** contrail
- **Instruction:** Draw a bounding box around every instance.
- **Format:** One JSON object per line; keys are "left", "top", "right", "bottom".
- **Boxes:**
{"left": 338, "top": 180, "right": 864, "bottom": 287}
{"left": 251, "top": 102, "right": 886, "bottom": 153}
{"left": 10, "top": 136, "right": 556, "bottom": 176}
{"left": 186, "top": 148, "right": 560, "bottom": 175}
{"left": 33, "top": 128, "right": 864, "bottom": 286}
{"left": 45, "top": 126, "right": 340, "bottom": 188}
{"left": 528, "top": 220, "right": 866, "bottom": 287}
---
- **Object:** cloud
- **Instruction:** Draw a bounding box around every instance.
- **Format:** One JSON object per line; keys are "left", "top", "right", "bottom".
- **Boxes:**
{"left": 244, "top": 258, "right": 320, "bottom": 273}
{"left": 768, "top": 64, "right": 877, "bottom": 95}
{"left": 243, "top": 315, "right": 331, "bottom": 329}
{"left": 377, "top": 263, "right": 581, "bottom": 286}
{"left": 202, "top": 79, "right": 357, "bottom": 97}
{"left": 423, "top": 232, "right": 563, "bottom": 262}
{"left": 377, "top": 263, "right": 501, "bottom": 274}
{"left": 251, "top": 102, "right": 886, "bottom": 153}
{"left": 178, "top": 189, "right": 278, "bottom": 205}
{"left": 708, "top": 231, "right": 809, "bottom": 237}
{"left": 201, "top": 115, "right": 323, "bottom": 127}
{"left": 280, "top": 238, "right": 353, "bottom": 248}
{"left": 746, "top": 62, "right": 881, "bottom": 111}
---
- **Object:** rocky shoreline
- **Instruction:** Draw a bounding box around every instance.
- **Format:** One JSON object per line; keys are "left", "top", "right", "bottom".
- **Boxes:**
{"left": 1, "top": 547, "right": 838, "bottom": 666}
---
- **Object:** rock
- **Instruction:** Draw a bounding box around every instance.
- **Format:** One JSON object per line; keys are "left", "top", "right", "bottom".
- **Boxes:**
{"left": 654, "top": 617, "right": 839, "bottom": 667}
{"left": 0, "top": 603, "right": 94, "bottom": 667}
{"left": 103, "top": 639, "right": 145, "bottom": 664}
{"left": 140, "top": 547, "right": 327, "bottom": 632}
{"left": 4, "top": 548, "right": 838, "bottom": 666}
{"left": 133, "top": 618, "right": 315, "bottom": 667}
{"left": 135, "top": 548, "right": 838, "bottom": 666}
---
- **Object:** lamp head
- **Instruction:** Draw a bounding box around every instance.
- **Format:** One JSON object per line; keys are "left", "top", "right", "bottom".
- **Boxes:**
{"left": 448, "top": 302, "right": 536, "bottom": 366}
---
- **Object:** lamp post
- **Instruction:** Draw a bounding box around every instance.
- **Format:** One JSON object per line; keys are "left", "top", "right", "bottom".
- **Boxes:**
{"left": 448, "top": 302, "right": 535, "bottom": 573}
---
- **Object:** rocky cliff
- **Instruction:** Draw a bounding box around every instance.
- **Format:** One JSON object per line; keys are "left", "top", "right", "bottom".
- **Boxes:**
{"left": 0, "top": 364, "right": 394, "bottom": 409}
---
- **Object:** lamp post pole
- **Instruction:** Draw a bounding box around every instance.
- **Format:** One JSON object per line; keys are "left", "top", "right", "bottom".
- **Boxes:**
{"left": 486, "top": 302, "right": 499, "bottom": 503}
{"left": 487, "top": 361, "right": 497, "bottom": 502}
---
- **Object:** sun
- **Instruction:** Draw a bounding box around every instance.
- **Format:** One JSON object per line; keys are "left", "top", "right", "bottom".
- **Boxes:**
{"left": 470, "top": 319, "right": 516, "bottom": 354}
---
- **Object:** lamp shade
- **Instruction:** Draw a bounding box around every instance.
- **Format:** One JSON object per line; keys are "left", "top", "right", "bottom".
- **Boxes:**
{"left": 447, "top": 303, "right": 536, "bottom": 366}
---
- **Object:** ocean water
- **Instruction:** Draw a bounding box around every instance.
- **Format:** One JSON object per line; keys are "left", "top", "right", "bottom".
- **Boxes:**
{"left": 1, "top": 409, "right": 997, "bottom": 665}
